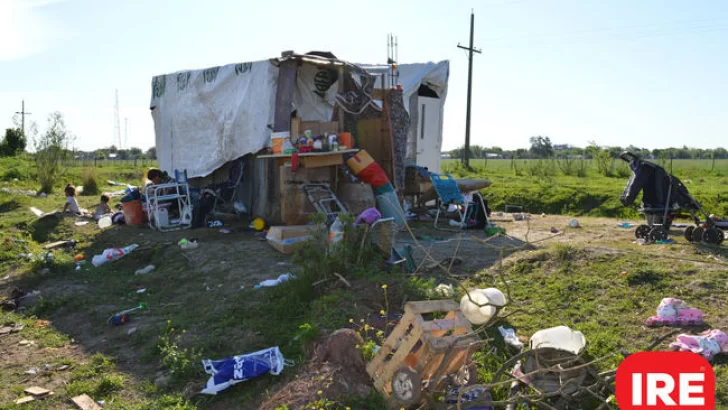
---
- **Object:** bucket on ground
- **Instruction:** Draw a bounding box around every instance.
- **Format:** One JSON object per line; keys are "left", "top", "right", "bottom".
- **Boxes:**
{"left": 122, "top": 199, "right": 144, "bottom": 226}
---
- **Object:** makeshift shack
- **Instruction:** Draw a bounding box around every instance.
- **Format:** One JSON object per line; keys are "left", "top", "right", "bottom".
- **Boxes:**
{"left": 150, "top": 51, "right": 450, "bottom": 225}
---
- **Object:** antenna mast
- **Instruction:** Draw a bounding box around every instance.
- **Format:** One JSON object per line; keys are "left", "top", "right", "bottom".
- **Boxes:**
{"left": 113, "top": 89, "right": 122, "bottom": 149}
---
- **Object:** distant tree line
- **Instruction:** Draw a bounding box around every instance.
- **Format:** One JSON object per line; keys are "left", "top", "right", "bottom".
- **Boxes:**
{"left": 447, "top": 136, "right": 728, "bottom": 160}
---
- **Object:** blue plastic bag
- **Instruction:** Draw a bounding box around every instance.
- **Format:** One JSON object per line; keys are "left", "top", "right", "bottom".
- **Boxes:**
{"left": 200, "top": 346, "right": 289, "bottom": 395}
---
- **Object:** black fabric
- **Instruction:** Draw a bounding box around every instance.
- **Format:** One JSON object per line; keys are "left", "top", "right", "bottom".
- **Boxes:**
{"left": 620, "top": 157, "right": 698, "bottom": 210}
{"left": 465, "top": 193, "right": 490, "bottom": 230}
{"left": 192, "top": 190, "right": 216, "bottom": 228}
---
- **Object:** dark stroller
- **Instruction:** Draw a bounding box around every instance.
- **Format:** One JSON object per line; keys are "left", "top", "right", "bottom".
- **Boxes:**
{"left": 619, "top": 151, "right": 724, "bottom": 244}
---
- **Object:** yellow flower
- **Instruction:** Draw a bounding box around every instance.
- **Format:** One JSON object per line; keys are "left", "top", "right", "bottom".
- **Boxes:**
{"left": 348, "top": 318, "right": 354, "bottom": 323}
{"left": 364, "top": 324, "right": 370, "bottom": 331}
{"left": 381, "top": 284, "right": 388, "bottom": 289}
{"left": 317, "top": 390, "right": 323, "bottom": 395}
{"left": 360, "top": 319, "right": 365, "bottom": 323}
{"left": 379, "top": 309, "right": 386, "bottom": 315}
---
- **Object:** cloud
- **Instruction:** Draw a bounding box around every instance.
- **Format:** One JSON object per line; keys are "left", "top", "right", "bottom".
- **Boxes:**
{"left": 0, "top": 0, "right": 67, "bottom": 61}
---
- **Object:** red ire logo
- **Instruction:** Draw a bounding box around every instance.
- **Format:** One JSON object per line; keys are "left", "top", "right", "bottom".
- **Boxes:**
{"left": 616, "top": 352, "right": 715, "bottom": 409}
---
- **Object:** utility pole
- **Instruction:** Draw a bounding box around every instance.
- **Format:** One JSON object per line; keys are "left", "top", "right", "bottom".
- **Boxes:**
{"left": 15, "top": 100, "right": 32, "bottom": 137}
{"left": 113, "top": 89, "right": 122, "bottom": 149}
{"left": 457, "top": 10, "right": 481, "bottom": 168}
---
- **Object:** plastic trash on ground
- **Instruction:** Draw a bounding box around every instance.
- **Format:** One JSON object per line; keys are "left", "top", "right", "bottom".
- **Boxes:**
{"left": 91, "top": 244, "right": 139, "bottom": 267}
{"left": 135, "top": 265, "right": 156, "bottom": 275}
{"left": 354, "top": 207, "right": 381, "bottom": 226}
{"left": 200, "top": 346, "right": 290, "bottom": 395}
{"left": 254, "top": 273, "right": 295, "bottom": 289}
{"left": 645, "top": 297, "right": 704, "bottom": 327}
{"left": 429, "top": 283, "right": 454, "bottom": 298}
{"left": 460, "top": 288, "right": 507, "bottom": 325}
{"left": 669, "top": 329, "right": 727, "bottom": 361}
{"left": 498, "top": 326, "right": 524, "bottom": 349}
{"left": 529, "top": 326, "right": 586, "bottom": 355}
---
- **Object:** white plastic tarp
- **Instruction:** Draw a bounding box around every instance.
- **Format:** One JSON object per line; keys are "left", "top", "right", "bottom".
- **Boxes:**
{"left": 150, "top": 61, "right": 278, "bottom": 178}
{"left": 360, "top": 60, "right": 450, "bottom": 113}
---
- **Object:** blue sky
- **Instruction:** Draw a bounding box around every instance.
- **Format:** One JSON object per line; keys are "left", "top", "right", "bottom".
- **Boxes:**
{"left": 1, "top": 0, "right": 726, "bottom": 151}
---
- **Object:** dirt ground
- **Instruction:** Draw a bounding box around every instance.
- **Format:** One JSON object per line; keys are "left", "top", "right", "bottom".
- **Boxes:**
{"left": 2, "top": 211, "right": 727, "bottom": 408}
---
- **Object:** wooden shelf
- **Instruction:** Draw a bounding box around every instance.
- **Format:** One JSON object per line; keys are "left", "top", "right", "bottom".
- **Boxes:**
{"left": 257, "top": 149, "right": 359, "bottom": 169}
{"left": 256, "top": 149, "right": 359, "bottom": 159}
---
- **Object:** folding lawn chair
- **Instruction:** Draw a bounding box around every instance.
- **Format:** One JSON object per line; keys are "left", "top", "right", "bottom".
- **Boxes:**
{"left": 430, "top": 173, "right": 475, "bottom": 229}
{"left": 358, "top": 217, "right": 411, "bottom": 271}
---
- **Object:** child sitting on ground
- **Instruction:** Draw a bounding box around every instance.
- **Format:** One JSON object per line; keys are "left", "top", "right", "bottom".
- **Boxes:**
{"left": 94, "top": 194, "right": 112, "bottom": 220}
{"left": 63, "top": 184, "right": 82, "bottom": 215}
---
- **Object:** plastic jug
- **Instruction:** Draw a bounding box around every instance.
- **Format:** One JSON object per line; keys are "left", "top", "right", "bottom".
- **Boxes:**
{"left": 156, "top": 208, "right": 169, "bottom": 227}
{"left": 460, "top": 288, "right": 507, "bottom": 325}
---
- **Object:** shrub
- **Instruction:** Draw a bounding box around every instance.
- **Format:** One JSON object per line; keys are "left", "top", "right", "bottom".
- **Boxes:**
{"left": 35, "top": 112, "right": 73, "bottom": 193}
{"left": 81, "top": 167, "right": 99, "bottom": 195}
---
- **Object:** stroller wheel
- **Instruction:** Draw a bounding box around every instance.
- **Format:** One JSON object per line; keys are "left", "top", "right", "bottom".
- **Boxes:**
{"left": 702, "top": 228, "right": 722, "bottom": 245}
{"left": 649, "top": 227, "right": 668, "bottom": 242}
{"left": 684, "top": 226, "right": 695, "bottom": 242}
{"left": 635, "top": 225, "right": 651, "bottom": 240}
{"left": 691, "top": 226, "right": 705, "bottom": 243}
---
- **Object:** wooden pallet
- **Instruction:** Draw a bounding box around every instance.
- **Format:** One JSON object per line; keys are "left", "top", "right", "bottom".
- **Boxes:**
{"left": 366, "top": 299, "right": 481, "bottom": 401}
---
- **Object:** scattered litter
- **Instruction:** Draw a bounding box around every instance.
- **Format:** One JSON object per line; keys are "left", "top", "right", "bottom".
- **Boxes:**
{"left": 513, "top": 213, "right": 530, "bottom": 221}
{"left": 18, "top": 290, "right": 41, "bottom": 300}
{"left": 15, "top": 396, "right": 35, "bottom": 404}
{"left": 550, "top": 226, "right": 559, "bottom": 233}
{"left": 43, "top": 240, "right": 76, "bottom": 250}
{"left": 19, "top": 340, "right": 35, "bottom": 346}
{"left": 136, "top": 288, "right": 146, "bottom": 294}
{"left": 460, "top": 288, "right": 507, "bottom": 325}
{"left": 655, "top": 238, "right": 675, "bottom": 245}
{"left": 200, "top": 346, "right": 292, "bottom": 395}
{"left": 39, "top": 192, "right": 47, "bottom": 197}
{"left": 24, "top": 386, "right": 51, "bottom": 397}
{"left": 1, "top": 275, "right": 9, "bottom": 281}
{"left": 178, "top": 238, "right": 199, "bottom": 250}
{"left": 254, "top": 273, "right": 295, "bottom": 289}
{"left": 569, "top": 219, "right": 579, "bottom": 228}
{"left": 98, "top": 216, "right": 113, "bottom": 229}
{"left": 219, "top": 228, "right": 230, "bottom": 234}
{"left": 445, "top": 385, "right": 492, "bottom": 408}
{"left": 127, "top": 327, "right": 138, "bottom": 336}
{"left": 672, "top": 223, "right": 688, "bottom": 228}
{"left": 354, "top": 207, "right": 382, "bottom": 226}
{"left": 541, "top": 213, "right": 546, "bottom": 217}
{"left": 428, "top": 283, "right": 454, "bottom": 298}
{"left": 56, "top": 365, "right": 69, "bottom": 371}
{"left": 72, "top": 393, "right": 103, "bottom": 410}
{"left": 670, "top": 329, "right": 727, "bottom": 361}
{"left": 618, "top": 222, "right": 634, "bottom": 228}
{"left": 645, "top": 298, "right": 704, "bottom": 327}
{"left": 108, "top": 303, "right": 147, "bottom": 326}
{"left": 530, "top": 326, "right": 586, "bottom": 355}
{"left": 24, "top": 367, "right": 39, "bottom": 375}
{"left": 0, "top": 323, "right": 24, "bottom": 335}
{"left": 239, "top": 285, "right": 245, "bottom": 290}
{"left": 74, "top": 221, "right": 89, "bottom": 226}
{"left": 636, "top": 238, "right": 647, "bottom": 245}
{"left": 74, "top": 253, "right": 84, "bottom": 261}
{"left": 208, "top": 220, "right": 223, "bottom": 228}
{"left": 34, "top": 320, "right": 49, "bottom": 328}
{"left": 277, "top": 262, "right": 287, "bottom": 265}
{"left": 498, "top": 326, "right": 524, "bottom": 349}
{"left": 91, "top": 244, "right": 139, "bottom": 267}
{"left": 29, "top": 207, "right": 45, "bottom": 217}
{"left": 135, "top": 265, "right": 155, "bottom": 275}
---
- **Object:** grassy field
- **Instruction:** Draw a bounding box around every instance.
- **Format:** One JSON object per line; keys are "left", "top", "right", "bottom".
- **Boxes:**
{"left": 2, "top": 155, "right": 728, "bottom": 409}
{"left": 442, "top": 158, "right": 728, "bottom": 219}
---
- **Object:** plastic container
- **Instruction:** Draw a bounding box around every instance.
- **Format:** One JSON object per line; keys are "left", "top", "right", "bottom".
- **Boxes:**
{"left": 375, "top": 190, "right": 406, "bottom": 227}
{"left": 156, "top": 208, "right": 169, "bottom": 227}
{"left": 339, "top": 132, "right": 353, "bottom": 149}
{"left": 271, "top": 131, "right": 290, "bottom": 154}
{"left": 460, "top": 288, "right": 507, "bottom": 325}
{"left": 328, "top": 218, "right": 345, "bottom": 245}
{"left": 121, "top": 199, "right": 144, "bottom": 226}
{"left": 529, "top": 326, "right": 586, "bottom": 355}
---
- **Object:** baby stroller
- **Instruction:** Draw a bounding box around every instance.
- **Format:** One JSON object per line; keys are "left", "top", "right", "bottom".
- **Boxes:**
{"left": 619, "top": 151, "right": 724, "bottom": 244}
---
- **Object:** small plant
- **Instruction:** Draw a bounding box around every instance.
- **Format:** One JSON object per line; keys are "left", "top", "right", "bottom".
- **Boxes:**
{"left": 575, "top": 158, "right": 589, "bottom": 177}
{"left": 81, "top": 167, "right": 99, "bottom": 195}
{"left": 156, "top": 320, "right": 201, "bottom": 378}
{"left": 35, "top": 111, "right": 74, "bottom": 193}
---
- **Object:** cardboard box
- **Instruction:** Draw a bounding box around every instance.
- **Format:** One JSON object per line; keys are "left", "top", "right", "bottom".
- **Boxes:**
{"left": 266, "top": 225, "right": 323, "bottom": 254}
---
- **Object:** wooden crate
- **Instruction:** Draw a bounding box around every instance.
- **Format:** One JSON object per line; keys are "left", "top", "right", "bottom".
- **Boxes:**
{"left": 366, "top": 300, "right": 480, "bottom": 401}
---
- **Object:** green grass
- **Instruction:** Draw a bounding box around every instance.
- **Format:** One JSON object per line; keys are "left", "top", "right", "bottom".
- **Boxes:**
{"left": 442, "top": 158, "right": 728, "bottom": 218}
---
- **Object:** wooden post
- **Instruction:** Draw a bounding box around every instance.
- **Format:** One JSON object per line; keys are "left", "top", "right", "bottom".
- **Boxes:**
{"left": 273, "top": 59, "right": 298, "bottom": 133}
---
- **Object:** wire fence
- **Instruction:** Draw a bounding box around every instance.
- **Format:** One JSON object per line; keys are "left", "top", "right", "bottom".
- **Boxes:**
{"left": 64, "top": 158, "right": 158, "bottom": 168}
